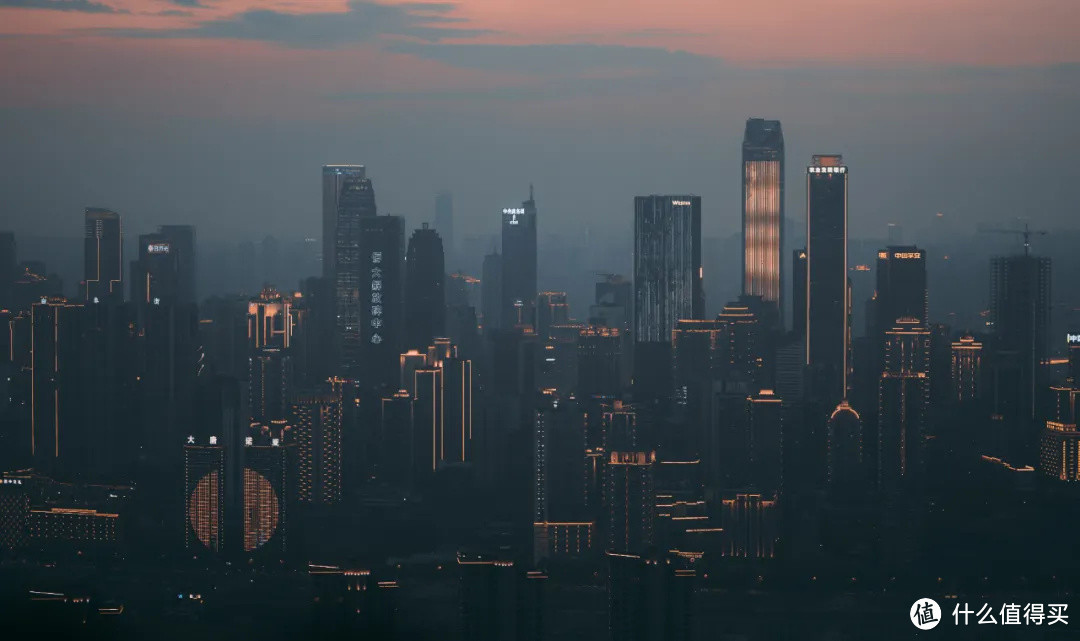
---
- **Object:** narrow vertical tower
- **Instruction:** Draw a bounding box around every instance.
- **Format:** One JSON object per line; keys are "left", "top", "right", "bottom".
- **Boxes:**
{"left": 805, "top": 155, "right": 849, "bottom": 406}
{"left": 500, "top": 185, "right": 538, "bottom": 330}
{"left": 741, "top": 119, "right": 784, "bottom": 324}
{"left": 83, "top": 207, "right": 123, "bottom": 303}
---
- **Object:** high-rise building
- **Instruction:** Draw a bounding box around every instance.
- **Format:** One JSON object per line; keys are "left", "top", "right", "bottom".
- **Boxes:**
{"left": 532, "top": 396, "right": 589, "bottom": 561}
{"left": 746, "top": 389, "right": 783, "bottom": 493}
{"left": 1039, "top": 382, "right": 1080, "bottom": 482}
{"left": 633, "top": 195, "right": 703, "bottom": 398}
{"left": 827, "top": 400, "right": 863, "bottom": 493}
{"left": 30, "top": 298, "right": 86, "bottom": 473}
{"left": 805, "top": 155, "right": 850, "bottom": 406}
{"left": 184, "top": 436, "right": 226, "bottom": 555}
{"left": 606, "top": 450, "right": 655, "bottom": 554}
{"left": 249, "top": 348, "right": 292, "bottom": 425}
{"left": 877, "top": 318, "right": 930, "bottom": 493}
{"left": 481, "top": 252, "right": 502, "bottom": 332}
{"left": 435, "top": 191, "right": 454, "bottom": 266}
{"left": 536, "top": 292, "right": 570, "bottom": 340}
{"left": 950, "top": 335, "right": 984, "bottom": 403}
{"left": 501, "top": 186, "right": 538, "bottom": 329}
{"left": 411, "top": 342, "right": 473, "bottom": 475}
{"left": 742, "top": 118, "right": 784, "bottom": 322}
{"left": 404, "top": 224, "right": 445, "bottom": 351}
{"left": 873, "top": 246, "right": 927, "bottom": 330}
{"left": 990, "top": 253, "right": 1051, "bottom": 424}
{"left": 717, "top": 492, "right": 778, "bottom": 559}
{"left": 82, "top": 208, "right": 123, "bottom": 304}
{"left": 242, "top": 440, "right": 294, "bottom": 560}
{"left": 157, "top": 225, "right": 197, "bottom": 305}
{"left": 336, "top": 189, "right": 405, "bottom": 387}
{"left": 322, "top": 165, "right": 366, "bottom": 280}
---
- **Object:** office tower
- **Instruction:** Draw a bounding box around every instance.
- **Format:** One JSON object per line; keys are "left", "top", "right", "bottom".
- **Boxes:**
{"left": 440, "top": 348, "right": 474, "bottom": 464}
{"left": 578, "top": 327, "right": 622, "bottom": 398}
{"left": 747, "top": 389, "right": 783, "bottom": 493}
{"left": 590, "top": 274, "right": 633, "bottom": 389}
{"left": 532, "top": 396, "right": 589, "bottom": 561}
{"left": 30, "top": 298, "right": 86, "bottom": 474}
{"left": 717, "top": 492, "right": 778, "bottom": 559}
{"left": 242, "top": 440, "right": 293, "bottom": 560}
{"left": 606, "top": 450, "right": 655, "bottom": 554}
{"left": 0, "top": 231, "right": 14, "bottom": 311}
{"left": 458, "top": 552, "right": 546, "bottom": 641}
{"left": 249, "top": 348, "right": 292, "bottom": 424}
{"left": 792, "top": 248, "right": 807, "bottom": 336}
{"left": 877, "top": 318, "right": 930, "bottom": 493}
{"left": 481, "top": 252, "right": 502, "bottom": 332}
{"left": 337, "top": 201, "right": 405, "bottom": 387}
{"left": 742, "top": 118, "right": 784, "bottom": 323}
{"left": 158, "top": 225, "right": 197, "bottom": 305}
{"left": 333, "top": 173, "right": 377, "bottom": 369}
{"left": 82, "top": 208, "right": 122, "bottom": 304}
{"left": 873, "top": 246, "right": 927, "bottom": 328}
{"left": 716, "top": 301, "right": 762, "bottom": 379}
{"left": 536, "top": 292, "right": 570, "bottom": 340}
{"left": 805, "top": 155, "right": 850, "bottom": 405}
{"left": 1069, "top": 334, "right": 1080, "bottom": 381}
{"left": 289, "top": 388, "right": 339, "bottom": 505}
{"left": 951, "top": 335, "right": 984, "bottom": 403}
{"left": 322, "top": 164, "right": 366, "bottom": 280}
{"left": 633, "top": 195, "right": 703, "bottom": 398}
{"left": 827, "top": 400, "right": 863, "bottom": 493}
{"left": 435, "top": 191, "right": 454, "bottom": 265}
{"left": 538, "top": 321, "right": 583, "bottom": 395}
{"left": 248, "top": 287, "right": 295, "bottom": 350}
{"left": 184, "top": 436, "right": 226, "bottom": 554}
{"left": 404, "top": 224, "right": 445, "bottom": 351}
{"left": 411, "top": 345, "right": 473, "bottom": 473}
{"left": 1039, "top": 382, "right": 1080, "bottom": 481}
{"left": 500, "top": 187, "right": 538, "bottom": 329}
{"left": 990, "top": 253, "right": 1051, "bottom": 423}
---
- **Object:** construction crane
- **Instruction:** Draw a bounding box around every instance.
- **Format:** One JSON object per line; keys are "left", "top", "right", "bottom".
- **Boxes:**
{"left": 977, "top": 222, "right": 1047, "bottom": 256}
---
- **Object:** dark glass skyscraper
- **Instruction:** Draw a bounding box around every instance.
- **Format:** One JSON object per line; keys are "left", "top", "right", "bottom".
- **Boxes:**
{"left": 742, "top": 118, "right": 784, "bottom": 321}
{"left": 633, "top": 195, "right": 703, "bottom": 397}
{"left": 404, "top": 224, "right": 445, "bottom": 351}
{"left": 333, "top": 173, "right": 378, "bottom": 374}
{"left": 82, "top": 208, "right": 123, "bottom": 304}
{"left": 990, "top": 253, "right": 1051, "bottom": 424}
{"left": 873, "top": 246, "right": 927, "bottom": 340}
{"left": 500, "top": 186, "right": 538, "bottom": 329}
{"left": 353, "top": 216, "right": 405, "bottom": 389}
{"left": 322, "top": 165, "right": 366, "bottom": 280}
{"left": 804, "top": 155, "right": 849, "bottom": 405}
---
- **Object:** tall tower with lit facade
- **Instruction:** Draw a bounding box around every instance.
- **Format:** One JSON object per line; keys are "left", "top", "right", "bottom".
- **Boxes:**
{"left": 805, "top": 155, "right": 849, "bottom": 406}
{"left": 500, "top": 186, "right": 538, "bottom": 329}
{"left": 289, "top": 392, "right": 342, "bottom": 505}
{"left": 741, "top": 118, "right": 784, "bottom": 323}
{"left": 633, "top": 195, "right": 703, "bottom": 398}
{"left": 950, "top": 335, "right": 983, "bottom": 403}
{"left": 606, "top": 450, "right": 655, "bottom": 554}
{"left": 877, "top": 318, "right": 930, "bottom": 493}
{"left": 1040, "top": 382, "right": 1080, "bottom": 482}
{"left": 242, "top": 440, "right": 294, "bottom": 562}
{"left": 82, "top": 208, "right": 123, "bottom": 304}
{"left": 333, "top": 173, "right": 378, "bottom": 374}
{"left": 322, "top": 165, "right": 366, "bottom": 279}
{"left": 184, "top": 436, "right": 226, "bottom": 555}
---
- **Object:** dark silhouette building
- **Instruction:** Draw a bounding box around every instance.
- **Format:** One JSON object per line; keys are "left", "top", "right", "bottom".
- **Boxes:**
{"left": 404, "top": 223, "right": 445, "bottom": 351}
{"left": 322, "top": 164, "right": 366, "bottom": 280}
{"left": 501, "top": 186, "right": 538, "bottom": 329}
{"left": 82, "top": 208, "right": 123, "bottom": 304}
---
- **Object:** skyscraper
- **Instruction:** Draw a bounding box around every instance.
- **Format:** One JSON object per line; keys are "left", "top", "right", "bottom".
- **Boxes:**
{"left": 606, "top": 450, "right": 656, "bottom": 554}
{"left": 481, "top": 251, "right": 502, "bottom": 332}
{"left": 742, "top": 118, "right": 784, "bottom": 322}
{"left": 827, "top": 400, "right": 863, "bottom": 494}
{"left": 435, "top": 191, "right": 454, "bottom": 266}
{"left": 242, "top": 440, "right": 294, "bottom": 561}
{"left": 158, "top": 225, "right": 197, "bottom": 306}
{"left": 746, "top": 389, "right": 783, "bottom": 493}
{"left": 872, "top": 246, "right": 927, "bottom": 346}
{"left": 322, "top": 165, "right": 366, "bottom": 280}
{"left": 1039, "top": 382, "right": 1080, "bottom": 482}
{"left": 333, "top": 173, "right": 378, "bottom": 372}
{"left": 950, "top": 335, "right": 984, "bottom": 403}
{"left": 130, "top": 225, "right": 196, "bottom": 308}
{"left": 0, "top": 231, "right": 14, "bottom": 311}
{"left": 82, "top": 208, "right": 122, "bottom": 304}
{"left": 184, "top": 436, "right": 225, "bottom": 555}
{"left": 804, "top": 155, "right": 849, "bottom": 405}
{"left": 633, "top": 195, "right": 703, "bottom": 398}
{"left": 500, "top": 186, "right": 538, "bottom": 329}
{"left": 792, "top": 248, "right": 807, "bottom": 337}
{"left": 877, "top": 318, "right": 930, "bottom": 493}
{"left": 990, "top": 252, "right": 1051, "bottom": 425}
{"left": 404, "top": 224, "right": 445, "bottom": 351}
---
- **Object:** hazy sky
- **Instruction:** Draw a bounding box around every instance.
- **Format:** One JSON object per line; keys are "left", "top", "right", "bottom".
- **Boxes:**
{"left": 1, "top": 0, "right": 1078, "bottom": 244}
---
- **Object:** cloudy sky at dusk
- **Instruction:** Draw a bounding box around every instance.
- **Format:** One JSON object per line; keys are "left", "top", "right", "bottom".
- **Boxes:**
{"left": 1, "top": 0, "right": 1078, "bottom": 245}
